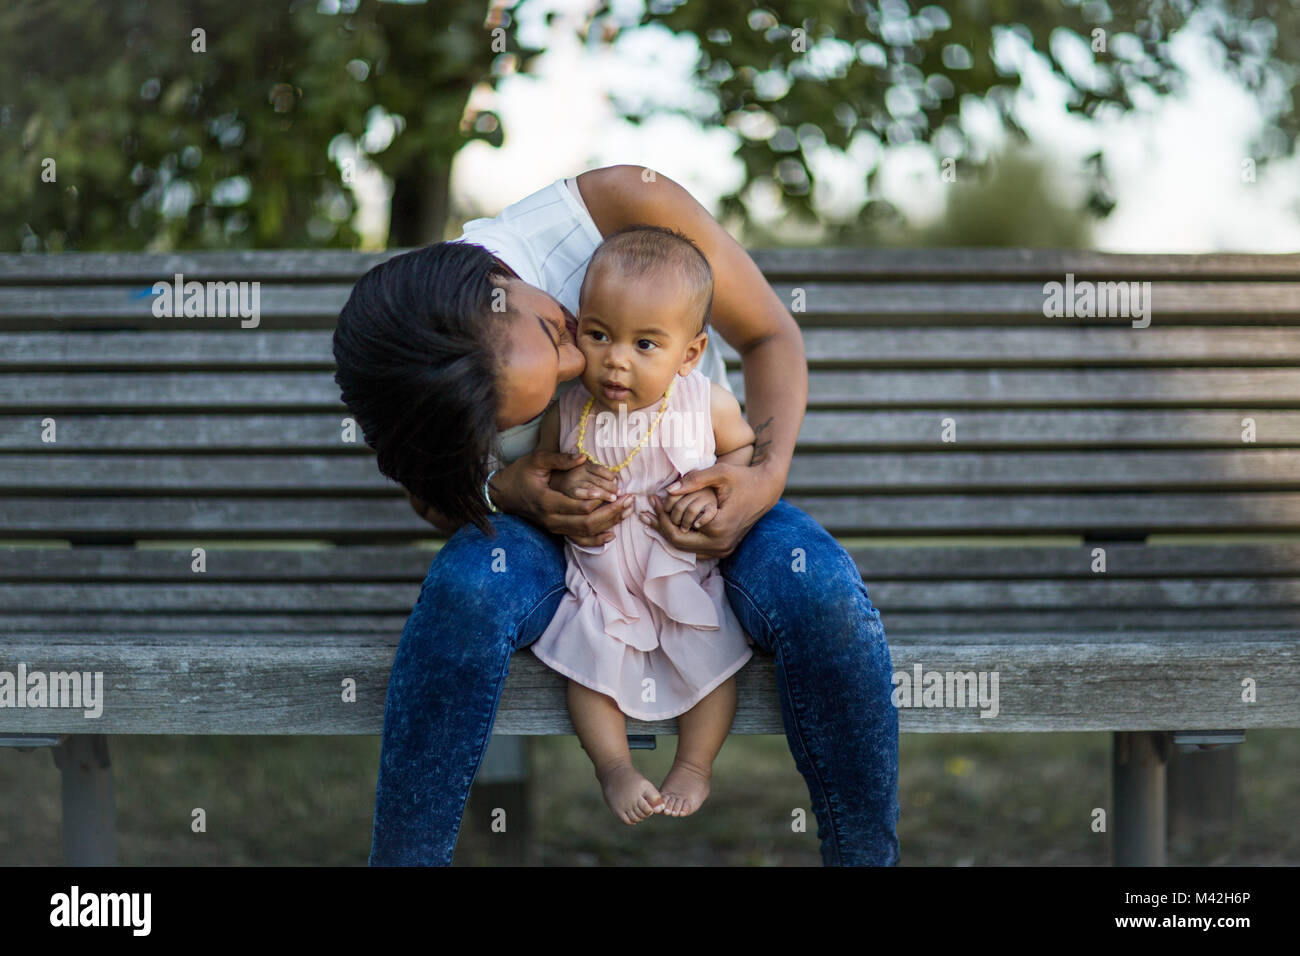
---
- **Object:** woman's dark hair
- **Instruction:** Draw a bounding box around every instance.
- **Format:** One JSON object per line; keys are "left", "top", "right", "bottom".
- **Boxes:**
{"left": 332, "top": 241, "right": 513, "bottom": 535}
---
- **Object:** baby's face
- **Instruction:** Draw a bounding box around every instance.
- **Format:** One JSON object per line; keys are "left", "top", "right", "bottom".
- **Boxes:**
{"left": 575, "top": 263, "right": 707, "bottom": 412}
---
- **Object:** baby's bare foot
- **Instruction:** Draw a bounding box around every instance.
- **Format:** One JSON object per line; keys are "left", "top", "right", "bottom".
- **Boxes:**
{"left": 658, "top": 759, "right": 711, "bottom": 817}
{"left": 595, "top": 761, "right": 664, "bottom": 825}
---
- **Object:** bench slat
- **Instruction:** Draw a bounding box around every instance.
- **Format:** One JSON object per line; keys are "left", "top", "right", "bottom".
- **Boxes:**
{"left": 7, "top": 326, "right": 1300, "bottom": 367}
{"left": 5, "top": 577, "right": 1299, "bottom": 613}
{"left": 735, "top": 368, "right": 1300, "bottom": 405}
{"left": 6, "top": 368, "right": 1299, "bottom": 409}
{"left": 3, "top": 282, "right": 1300, "bottom": 329}
{"left": 3, "top": 493, "right": 1298, "bottom": 537}
{"left": 6, "top": 542, "right": 1300, "bottom": 579}
{"left": 4, "top": 410, "right": 1298, "bottom": 450}
{"left": 4, "top": 450, "right": 1298, "bottom": 493}
{"left": 4, "top": 606, "right": 1299, "bottom": 633}
{"left": 4, "top": 249, "right": 1299, "bottom": 283}
{"left": 0, "top": 613, "right": 411, "bottom": 633}
{"left": 0, "top": 634, "right": 1291, "bottom": 734}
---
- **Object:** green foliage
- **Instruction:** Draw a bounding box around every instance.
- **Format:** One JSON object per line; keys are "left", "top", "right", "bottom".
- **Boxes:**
{"left": 902, "top": 147, "right": 1096, "bottom": 248}
{"left": 3, "top": 0, "right": 1295, "bottom": 250}
{"left": 0, "top": 0, "right": 511, "bottom": 251}
{"left": 632, "top": 0, "right": 1299, "bottom": 239}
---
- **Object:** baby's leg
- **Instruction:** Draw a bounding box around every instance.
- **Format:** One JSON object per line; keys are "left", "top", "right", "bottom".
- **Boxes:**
{"left": 567, "top": 680, "right": 664, "bottom": 825}
{"left": 660, "top": 675, "right": 738, "bottom": 817}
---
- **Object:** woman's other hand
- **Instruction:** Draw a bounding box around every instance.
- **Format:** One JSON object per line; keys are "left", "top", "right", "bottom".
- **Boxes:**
{"left": 640, "top": 461, "right": 781, "bottom": 558}
{"left": 491, "top": 450, "right": 634, "bottom": 546}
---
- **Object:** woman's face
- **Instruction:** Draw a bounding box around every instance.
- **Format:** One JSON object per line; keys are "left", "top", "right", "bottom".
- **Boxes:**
{"left": 493, "top": 277, "right": 585, "bottom": 429}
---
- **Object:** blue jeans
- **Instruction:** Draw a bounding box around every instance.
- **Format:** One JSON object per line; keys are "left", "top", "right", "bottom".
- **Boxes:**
{"left": 368, "top": 499, "right": 900, "bottom": 866}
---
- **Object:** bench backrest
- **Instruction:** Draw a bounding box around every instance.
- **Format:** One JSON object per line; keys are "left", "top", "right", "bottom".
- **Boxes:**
{"left": 3, "top": 249, "right": 1300, "bottom": 640}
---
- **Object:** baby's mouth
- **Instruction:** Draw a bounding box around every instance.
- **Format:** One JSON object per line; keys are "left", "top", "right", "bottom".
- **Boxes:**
{"left": 600, "top": 381, "right": 632, "bottom": 401}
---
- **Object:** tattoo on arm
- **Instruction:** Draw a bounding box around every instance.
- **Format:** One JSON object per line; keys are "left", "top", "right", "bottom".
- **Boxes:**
{"left": 749, "top": 417, "right": 774, "bottom": 466}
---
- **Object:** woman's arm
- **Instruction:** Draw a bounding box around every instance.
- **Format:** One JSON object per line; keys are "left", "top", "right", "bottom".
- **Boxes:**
{"left": 576, "top": 165, "right": 806, "bottom": 556}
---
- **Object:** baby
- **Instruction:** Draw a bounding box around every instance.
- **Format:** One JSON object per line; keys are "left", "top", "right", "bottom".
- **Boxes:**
{"left": 530, "top": 224, "right": 756, "bottom": 825}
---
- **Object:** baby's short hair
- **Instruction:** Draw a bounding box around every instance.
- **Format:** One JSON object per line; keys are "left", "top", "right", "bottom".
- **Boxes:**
{"left": 583, "top": 224, "right": 713, "bottom": 335}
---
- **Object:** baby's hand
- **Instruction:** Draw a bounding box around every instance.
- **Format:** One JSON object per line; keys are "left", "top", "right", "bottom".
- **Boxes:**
{"left": 663, "top": 486, "right": 718, "bottom": 532}
{"left": 549, "top": 457, "right": 620, "bottom": 503}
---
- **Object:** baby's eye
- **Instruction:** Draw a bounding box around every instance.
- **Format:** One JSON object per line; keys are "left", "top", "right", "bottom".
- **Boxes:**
{"left": 587, "top": 329, "right": 608, "bottom": 342}
{"left": 636, "top": 339, "right": 657, "bottom": 351}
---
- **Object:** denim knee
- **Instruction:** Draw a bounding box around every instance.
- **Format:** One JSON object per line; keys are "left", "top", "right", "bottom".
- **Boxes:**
{"left": 721, "top": 500, "right": 873, "bottom": 645}
{"left": 409, "top": 513, "right": 566, "bottom": 665}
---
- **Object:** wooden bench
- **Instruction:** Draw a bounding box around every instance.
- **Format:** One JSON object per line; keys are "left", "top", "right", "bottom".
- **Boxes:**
{"left": 2, "top": 248, "right": 1298, "bottom": 866}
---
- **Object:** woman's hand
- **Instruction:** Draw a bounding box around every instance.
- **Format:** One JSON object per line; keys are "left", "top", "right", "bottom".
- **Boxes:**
{"left": 639, "top": 461, "right": 782, "bottom": 558}
{"left": 491, "top": 449, "right": 634, "bottom": 547}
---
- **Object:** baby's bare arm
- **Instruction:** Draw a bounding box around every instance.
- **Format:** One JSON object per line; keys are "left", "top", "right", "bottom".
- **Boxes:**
{"left": 710, "top": 383, "right": 756, "bottom": 460}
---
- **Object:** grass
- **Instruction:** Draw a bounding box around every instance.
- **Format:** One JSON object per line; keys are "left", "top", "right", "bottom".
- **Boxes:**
{"left": 1, "top": 731, "right": 1295, "bottom": 866}
{"left": 0, "top": 733, "right": 1294, "bottom": 868}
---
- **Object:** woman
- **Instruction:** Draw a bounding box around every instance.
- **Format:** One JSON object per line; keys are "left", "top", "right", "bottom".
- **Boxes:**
{"left": 332, "top": 165, "right": 900, "bottom": 865}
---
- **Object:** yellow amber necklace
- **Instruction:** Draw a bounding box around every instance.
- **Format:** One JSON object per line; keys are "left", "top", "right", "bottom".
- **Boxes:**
{"left": 576, "top": 378, "right": 676, "bottom": 473}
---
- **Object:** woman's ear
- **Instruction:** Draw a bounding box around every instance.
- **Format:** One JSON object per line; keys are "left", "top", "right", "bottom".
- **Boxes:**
{"left": 677, "top": 330, "right": 709, "bottom": 375}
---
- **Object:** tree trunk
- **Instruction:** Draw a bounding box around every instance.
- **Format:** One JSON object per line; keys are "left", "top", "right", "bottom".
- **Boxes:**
{"left": 388, "top": 164, "right": 452, "bottom": 247}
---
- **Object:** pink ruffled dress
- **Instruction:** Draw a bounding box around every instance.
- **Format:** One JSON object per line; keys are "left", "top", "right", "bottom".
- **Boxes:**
{"left": 530, "top": 368, "right": 753, "bottom": 721}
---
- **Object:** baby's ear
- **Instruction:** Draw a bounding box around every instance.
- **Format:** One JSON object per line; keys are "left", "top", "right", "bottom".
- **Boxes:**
{"left": 677, "top": 330, "right": 709, "bottom": 376}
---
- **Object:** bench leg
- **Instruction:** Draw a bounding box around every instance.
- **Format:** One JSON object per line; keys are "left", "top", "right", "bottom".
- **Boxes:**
{"left": 1168, "top": 734, "right": 1241, "bottom": 858}
{"left": 51, "top": 735, "right": 117, "bottom": 866}
{"left": 466, "top": 736, "right": 532, "bottom": 865}
{"left": 1112, "top": 731, "right": 1167, "bottom": 866}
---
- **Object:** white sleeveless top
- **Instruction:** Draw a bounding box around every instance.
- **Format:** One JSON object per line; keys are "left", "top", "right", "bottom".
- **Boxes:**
{"left": 448, "top": 176, "right": 731, "bottom": 464}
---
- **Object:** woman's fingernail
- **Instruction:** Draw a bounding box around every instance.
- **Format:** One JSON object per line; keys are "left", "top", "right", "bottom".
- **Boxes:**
{"left": 667, "top": 482, "right": 681, "bottom": 493}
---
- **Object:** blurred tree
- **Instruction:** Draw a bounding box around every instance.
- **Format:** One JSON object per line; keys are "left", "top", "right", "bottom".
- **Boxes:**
{"left": 893, "top": 146, "right": 1096, "bottom": 247}
{"left": 626, "top": 0, "right": 1299, "bottom": 239}
{"left": 0, "top": 0, "right": 512, "bottom": 250}
{"left": 2, "top": 0, "right": 1296, "bottom": 250}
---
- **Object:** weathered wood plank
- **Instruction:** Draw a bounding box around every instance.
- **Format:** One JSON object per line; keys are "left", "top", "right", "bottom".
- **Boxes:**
{"left": 8, "top": 326, "right": 1300, "bottom": 368}
{"left": 5, "top": 606, "right": 1300, "bottom": 635}
{"left": 5, "top": 576, "right": 1299, "bottom": 614}
{"left": 4, "top": 283, "right": 1300, "bottom": 329}
{"left": 0, "top": 545, "right": 439, "bottom": 579}
{"left": 0, "top": 250, "right": 407, "bottom": 283}
{"left": 7, "top": 367, "right": 1300, "bottom": 410}
{"left": 0, "top": 372, "right": 342, "bottom": 410}
{"left": 4, "top": 493, "right": 1300, "bottom": 537}
{"left": 0, "top": 613, "right": 412, "bottom": 633}
{"left": 733, "top": 368, "right": 1300, "bottom": 406}
{"left": 764, "top": 282, "right": 1300, "bottom": 323}
{"left": 0, "top": 497, "right": 1296, "bottom": 540}
{"left": 745, "top": 249, "right": 1300, "bottom": 281}
{"left": 781, "top": 492, "right": 1300, "bottom": 535}
{"left": 0, "top": 331, "right": 334, "bottom": 368}
{"left": 0, "top": 634, "right": 1292, "bottom": 734}
{"left": 0, "top": 285, "right": 353, "bottom": 321}
{"left": 4, "top": 248, "right": 1299, "bottom": 283}
{"left": 7, "top": 542, "right": 1300, "bottom": 580}
{"left": 5, "top": 450, "right": 1299, "bottom": 494}
{"left": 0, "top": 414, "right": 361, "bottom": 450}
{"left": 788, "top": 410, "right": 1300, "bottom": 448}
{"left": 725, "top": 326, "right": 1300, "bottom": 366}
{"left": 4, "top": 410, "right": 1298, "bottom": 451}
{"left": 0, "top": 583, "right": 421, "bottom": 612}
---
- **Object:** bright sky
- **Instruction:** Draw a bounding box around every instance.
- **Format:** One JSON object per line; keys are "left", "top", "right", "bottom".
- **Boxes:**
{"left": 356, "top": 0, "right": 1300, "bottom": 252}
